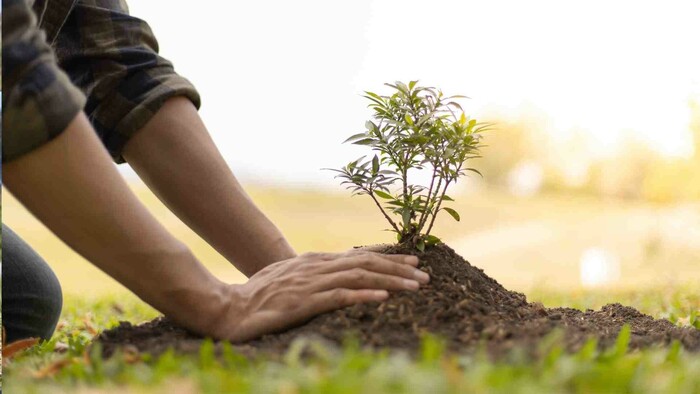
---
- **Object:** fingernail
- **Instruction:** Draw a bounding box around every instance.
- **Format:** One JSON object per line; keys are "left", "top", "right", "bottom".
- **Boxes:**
{"left": 413, "top": 269, "right": 430, "bottom": 283}
{"left": 403, "top": 279, "right": 420, "bottom": 290}
{"left": 404, "top": 256, "right": 419, "bottom": 265}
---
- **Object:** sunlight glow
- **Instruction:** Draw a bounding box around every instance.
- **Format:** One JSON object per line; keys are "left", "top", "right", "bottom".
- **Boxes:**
{"left": 579, "top": 248, "right": 621, "bottom": 288}
{"left": 127, "top": 0, "right": 700, "bottom": 184}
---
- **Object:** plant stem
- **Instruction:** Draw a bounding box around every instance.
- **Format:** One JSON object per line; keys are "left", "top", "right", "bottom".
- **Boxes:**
{"left": 425, "top": 178, "right": 451, "bottom": 237}
{"left": 416, "top": 166, "right": 438, "bottom": 233}
{"left": 401, "top": 152, "right": 410, "bottom": 202}
{"left": 367, "top": 190, "right": 401, "bottom": 233}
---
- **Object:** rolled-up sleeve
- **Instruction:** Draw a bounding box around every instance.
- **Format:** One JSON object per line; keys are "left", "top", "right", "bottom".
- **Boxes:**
{"left": 53, "top": 0, "right": 201, "bottom": 163}
{"left": 2, "top": 0, "right": 87, "bottom": 163}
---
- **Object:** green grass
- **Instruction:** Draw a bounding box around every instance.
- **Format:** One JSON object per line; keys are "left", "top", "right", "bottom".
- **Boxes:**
{"left": 4, "top": 287, "right": 700, "bottom": 394}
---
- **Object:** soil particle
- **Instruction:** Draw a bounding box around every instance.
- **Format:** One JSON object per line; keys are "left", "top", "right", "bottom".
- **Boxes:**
{"left": 97, "top": 244, "right": 700, "bottom": 359}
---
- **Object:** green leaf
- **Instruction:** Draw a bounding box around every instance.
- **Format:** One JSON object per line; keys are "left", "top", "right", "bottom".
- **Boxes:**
{"left": 402, "top": 209, "right": 411, "bottom": 227}
{"left": 442, "top": 207, "right": 460, "bottom": 221}
{"left": 441, "top": 195, "right": 454, "bottom": 201}
{"left": 353, "top": 138, "right": 375, "bottom": 146}
{"left": 444, "top": 94, "right": 469, "bottom": 100}
{"left": 394, "top": 82, "right": 409, "bottom": 95}
{"left": 404, "top": 114, "right": 414, "bottom": 126}
{"left": 408, "top": 80, "right": 418, "bottom": 90}
{"left": 424, "top": 234, "right": 441, "bottom": 246}
{"left": 613, "top": 324, "right": 631, "bottom": 357}
{"left": 575, "top": 338, "right": 598, "bottom": 361}
{"left": 364, "top": 91, "right": 383, "bottom": 101}
{"left": 416, "top": 239, "right": 425, "bottom": 252}
{"left": 363, "top": 95, "right": 384, "bottom": 107}
{"left": 374, "top": 190, "right": 393, "bottom": 199}
{"left": 465, "top": 168, "right": 483, "bottom": 177}
{"left": 342, "top": 133, "right": 367, "bottom": 144}
{"left": 199, "top": 338, "right": 215, "bottom": 368}
{"left": 666, "top": 340, "right": 681, "bottom": 362}
{"left": 372, "top": 155, "right": 379, "bottom": 174}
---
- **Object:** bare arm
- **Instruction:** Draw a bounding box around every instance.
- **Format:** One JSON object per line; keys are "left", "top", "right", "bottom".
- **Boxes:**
{"left": 4, "top": 113, "right": 230, "bottom": 335}
{"left": 123, "top": 97, "right": 294, "bottom": 277}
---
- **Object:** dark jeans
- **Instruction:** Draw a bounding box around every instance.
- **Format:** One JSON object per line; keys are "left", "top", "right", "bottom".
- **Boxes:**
{"left": 2, "top": 224, "right": 63, "bottom": 343}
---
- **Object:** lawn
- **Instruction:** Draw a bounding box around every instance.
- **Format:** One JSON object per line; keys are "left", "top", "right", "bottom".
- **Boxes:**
{"left": 3, "top": 286, "right": 700, "bottom": 393}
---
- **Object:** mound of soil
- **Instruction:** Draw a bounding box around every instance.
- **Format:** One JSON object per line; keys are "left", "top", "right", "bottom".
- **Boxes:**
{"left": 97, "top": 244, "right": 700, "bottom": 359}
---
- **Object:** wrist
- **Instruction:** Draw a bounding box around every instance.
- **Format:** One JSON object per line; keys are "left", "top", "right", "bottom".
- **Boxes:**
{"left": 137, "top": 247, "right": 232, "bottom": 338}
{"left": 196, "top": 283, "right": 247, "bottom": 340}
{"left": 243, "top": 236, "right": 296, "bottom": 276}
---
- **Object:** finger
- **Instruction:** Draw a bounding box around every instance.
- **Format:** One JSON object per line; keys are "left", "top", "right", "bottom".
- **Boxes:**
{"left": 306, "top": 250, "right": 419, "bottom": 267}
{"left": 345, "top": 249, "right": 419, "bottom": 266}
{"left": 312, "top": 254, "right": 428, "bottom": 283}
{"left": 311, "top": 268, "right": 421, "bottom": 292}
{"left": 300, "top": 288, "right": 389, "bottom": 318}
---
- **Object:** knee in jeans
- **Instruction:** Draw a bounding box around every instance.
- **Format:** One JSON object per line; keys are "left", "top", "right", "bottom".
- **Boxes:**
{"left": 36, "top": 272, "right": 64, "bottom": 340}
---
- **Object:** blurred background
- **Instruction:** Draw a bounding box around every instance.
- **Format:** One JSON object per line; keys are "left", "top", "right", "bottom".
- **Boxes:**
{"left": 3, "top": 0, "right": 700, "bottom": 296}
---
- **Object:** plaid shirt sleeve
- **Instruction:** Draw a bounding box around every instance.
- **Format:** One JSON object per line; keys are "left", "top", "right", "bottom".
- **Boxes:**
{"left": 54, "top": 0, "right": 201, "bottom": 163}
{"left": 2, "top": 0, "right": 87, "bottom": 163}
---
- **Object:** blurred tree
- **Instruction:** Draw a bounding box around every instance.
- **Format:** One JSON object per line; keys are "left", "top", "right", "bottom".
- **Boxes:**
{"left": 477, "top": 113, "right": 550, "bottom": 189}
{"left": 641, "top": 98, "right": 700, "bottom": 203}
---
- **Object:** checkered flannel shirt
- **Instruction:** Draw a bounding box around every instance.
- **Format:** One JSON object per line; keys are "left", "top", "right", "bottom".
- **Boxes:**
{"left": 2, "top": 0, "right": 201, "bottom": 163}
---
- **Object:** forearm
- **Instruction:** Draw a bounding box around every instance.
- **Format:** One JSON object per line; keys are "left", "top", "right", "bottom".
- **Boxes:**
{"left": 122, "top": 97, "right": 296, "bottom": 277}
{"left": 3, "top": 113, "right": 229, "bottom": 335}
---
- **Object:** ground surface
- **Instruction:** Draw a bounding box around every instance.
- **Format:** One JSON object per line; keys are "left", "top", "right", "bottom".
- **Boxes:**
{"left": 96, "top": 244, "right": 699, "bottom": 361}
{"left": 3, "top": 287, "right": 700, "bottom": 393}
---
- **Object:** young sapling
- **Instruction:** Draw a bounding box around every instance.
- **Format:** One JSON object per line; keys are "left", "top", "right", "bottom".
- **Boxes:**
{"left": 327, "top": 81, "right": 490, "bottom": 251}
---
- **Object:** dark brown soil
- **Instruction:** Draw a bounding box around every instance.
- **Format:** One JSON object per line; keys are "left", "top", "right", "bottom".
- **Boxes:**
{"left": 97, "top": 243, "right": 700, "bottom": 359}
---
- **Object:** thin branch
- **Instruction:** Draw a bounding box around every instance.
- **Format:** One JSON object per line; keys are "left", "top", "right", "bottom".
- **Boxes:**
{"left": 367, "top": 190, "right": 401, "bottom": 233}
{"left": 424, "top": 179, "right": 451, "bottom": 237}
{"left": 416, "top": 165, "right": 437, "bottom": 233}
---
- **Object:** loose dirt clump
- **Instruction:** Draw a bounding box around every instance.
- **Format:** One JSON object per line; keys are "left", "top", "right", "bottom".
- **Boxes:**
{"left": 97, "top": 244, "right": 700, "bottom": 359}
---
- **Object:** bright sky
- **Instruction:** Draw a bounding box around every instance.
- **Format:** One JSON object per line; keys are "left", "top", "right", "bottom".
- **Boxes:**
{"left": 127, "top": 0, "right": 700, "bottom": 186}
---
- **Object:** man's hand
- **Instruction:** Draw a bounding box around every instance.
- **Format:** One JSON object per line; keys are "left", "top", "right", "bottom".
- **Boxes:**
{"left": 209, "top": 251, "right": 429, "bottom": 342}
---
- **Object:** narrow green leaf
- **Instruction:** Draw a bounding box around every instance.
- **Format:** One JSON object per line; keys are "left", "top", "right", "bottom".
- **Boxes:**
{"left": 404, "top": 114, "right": 414, "bottom": 126}
{"left": 374, "top": 190, "right": 393, "bottom": 199}
{"left": 372, "top": 155, "right": 379, "bottom": 174}
{"left": 441, "top": 195, "right": 454, "bottom": 201}
{"left": 363, "top": 96, "right": 385, "bottom": 107}
{"left": 443, "top": 94, "right": 470, "bottom": 100}
{"left": 342, "top": 133, "right": 367, "bottom": 144}
{"left": 402, "top": 209, "right": 411, "bottom": 227}
{"left": 613, "top": 324, "right": 631, "bottom": 357}
{"left": 353, "top": 138, "right": 375, "bottom": 146}
{"left": 364, "top": 91, "right": 383, "bottom": 100}
{"left": 442, "top": 207, "right": 460, "bottom": 221}
{"left": 466, "top": 168, "right": 483, "bottom": 177}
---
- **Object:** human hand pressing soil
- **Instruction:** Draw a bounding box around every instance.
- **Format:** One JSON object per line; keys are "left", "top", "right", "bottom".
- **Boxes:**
{"left": 208, "top": 250, "right": 430, "bottom": 342}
